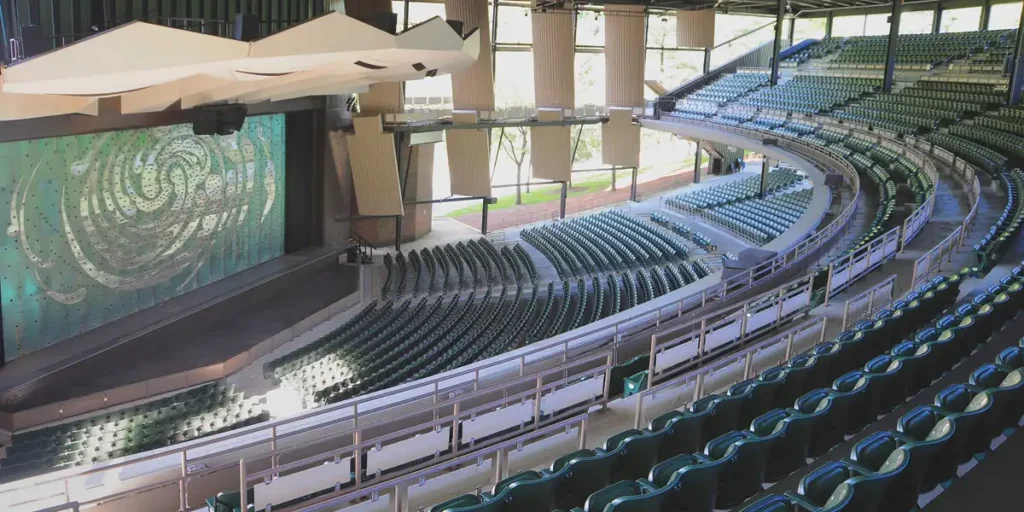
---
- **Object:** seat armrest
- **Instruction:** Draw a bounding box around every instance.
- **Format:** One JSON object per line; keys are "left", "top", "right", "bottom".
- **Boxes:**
{"left": 784, "top": 492, "right": 825, "bottom": 511}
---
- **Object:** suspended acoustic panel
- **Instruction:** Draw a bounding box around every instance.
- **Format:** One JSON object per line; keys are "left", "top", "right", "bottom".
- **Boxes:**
{"left": 0, "top": 76, "right": 98, "bottom": 119}
{"left": 1, "top": 14, "right": 480, "bottom": 120}
{"left": 531, "top": 108, "right": 572, "bottom": 182}
{"left": 676, "top": 9, "right": 716, "bottom": 48}
{"left": 445, "top": 0, "right": 495, "bottom": 111}
{"left": 532, "top": 10, "right": 575, "bottom": 109}
{"left": 602, "top": 108, "right": 640, "bottom": 167}
{"left": 604, "top": 4, "right": 646, "bottom": 108}
{"left": 446, "top": 111, "right": 492, "bottom": 197}
{"left": 347, "top": 116, "right": 404, "bottom": 216}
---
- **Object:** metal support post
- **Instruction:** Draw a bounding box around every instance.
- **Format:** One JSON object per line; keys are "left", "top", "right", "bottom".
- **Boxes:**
{"left": 787, "top": 16, "right": 795, "bottom": 44}
{"left": 770, "top": 0, "right": 785, "bottom": 86}
{"left": 1009, "top": 3, "right": 1024, "bottom": 105}
{"left": 882, "top": 0, "right": 903, "bottom": 93}
{"left": 932, "top": 6, "right": 942, "bottom": 34}
{"left": 980, "top": 0, "right": 991, "bottom": 30}
{"left": 703, "top": 47, "right": 711, "bottom": 74}
{"left": 630, "top": 167, "right": 639, "bottom": 202}
{"left": 481, "top": 198, "right": 490, "bottom": 235}
{"left": 693, "top": 142, "right": 702, "bottom": 183}
{"left": 560, "top": 181, "right": 567, "bottom": 219}
{"left": 825, "top": 11, "right": 834, "bottom": 38}
{"left": 760, "top": 158, "right": 770, "bottom": 199}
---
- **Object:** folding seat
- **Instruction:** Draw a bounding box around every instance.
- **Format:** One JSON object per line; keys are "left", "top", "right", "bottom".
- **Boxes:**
{"left": 806, "top": 342, "right": 845, "bottom": 391}
{"left": 548, "top": 449, "right": 614, "bottom": 509}
{"left": 690, "top": 393, "right": 744, "bottom": 446}
{"left": 896, "top": 406, "right": 959, "bottom": 491}
{"left": 738, "top": 494, "right": 801, "bottom": 511}
{"left": 580, "top": 480, "right": 650, "bottom": 512}
{"left": 919, "top": 328, "right": 959, "bottom": 376}
{"left": 429, "top": 494, "right": 487, "bottom": 512}
{"left": 831, "top": 371, "right": 878, "bottom": 434}
{"left": 863, "top": 355, "right": 908, "bottom": 413}
{"left": 774, "top": 356, "right": 818, "bottom": 409}
{"left": 968, "top": 364, "right": 1024, "bottom": 434}
{"left": 852, "top": 319, "right": 890, "bottom": 367}
{"left": 704, "top": 430, "right": 776, "bottom": 508}
{"left": 751, "top": 409, "right": 814, "bottom": 483}
{"left": 492, "top": 470, "right": 562, "bottom": 511}
{"left": 969, "top": 294, "right": 998, "bottom": 340}
{"left": 794, "top": 389, "right": 846, "bottom": 457}
{"left": 996, "top": 346, "right": 1024, "bottom": 369}
{"left": 646, "top": 452, "right": 726, "bottom": 512}
{"left": 933, "top": 384, "right": 995, "bottom": 461}
{"left": 599, "top": 429, "right": 663, "bottom": 482}
{"left": 785, "top": 452, "right": 908, "bottom": 512}
{"left": 729, "top": 377, "right": 783, "bottom": 428}
{"left": 835, "top": 329, "right": 871, "bottom": 372}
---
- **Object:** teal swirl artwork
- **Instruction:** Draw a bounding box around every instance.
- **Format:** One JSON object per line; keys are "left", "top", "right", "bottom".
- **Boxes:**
{"left": 0, "top": 114, "right": 286, "bottom": 361}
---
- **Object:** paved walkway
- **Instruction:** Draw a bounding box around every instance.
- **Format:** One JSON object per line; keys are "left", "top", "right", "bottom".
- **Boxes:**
{"left": 453, "top": 169, "right": 701, "bottom": 231}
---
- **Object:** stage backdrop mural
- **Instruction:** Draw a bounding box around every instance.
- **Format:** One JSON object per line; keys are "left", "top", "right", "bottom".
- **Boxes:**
{"left": 0, "top": 114, "right": 286, "bottom": 361}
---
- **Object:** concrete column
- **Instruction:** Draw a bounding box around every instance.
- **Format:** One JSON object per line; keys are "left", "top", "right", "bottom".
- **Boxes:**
{"left": 760, "top": 158, "right": 770, "bottom": 198}
{"left": 770, "top": 0, "right": 785, "bottom": 86}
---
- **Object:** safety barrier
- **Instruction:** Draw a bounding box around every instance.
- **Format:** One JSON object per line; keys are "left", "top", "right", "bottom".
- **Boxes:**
{"left": 841, "top": 274, "right": 897, "bottom": 330}
{"left": 823, "top": 226, "right": 902, "bottom": 304}
{"left": 0, "top": 116, "right": 861, "bottom": 512}
{"left": 647, "top": 275, "right": 814, "bottom": 387}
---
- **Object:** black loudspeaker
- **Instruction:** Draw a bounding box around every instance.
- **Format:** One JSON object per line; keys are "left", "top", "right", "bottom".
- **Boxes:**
{"left": 825, "top": 174, "right": 845, "bottom": 187}
{"left": 21, "top": 24, "right": 46, "bottom": 58}
{"left": 234, "top": 14, "right": 260, "bottom": 41}
{"left": 445, "top": 20, "right": 464, "bottom": 36}
{"left": 193, "top": 105, "right": 249, "bottom": 136}
{"left": 762, "top": 138, "right": 779, "bottom": 146}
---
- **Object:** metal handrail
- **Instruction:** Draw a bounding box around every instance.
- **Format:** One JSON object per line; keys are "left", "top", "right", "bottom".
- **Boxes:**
{"left": 0, "top": 118, "right": 861, "bottom": 512}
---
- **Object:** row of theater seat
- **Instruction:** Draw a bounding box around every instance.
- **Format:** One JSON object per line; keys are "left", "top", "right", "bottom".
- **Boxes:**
{"left": 649, "top": 213, "right": 716, "bottom": 252}
{"left": 745, "top": 282, "right": 1024, "bottom": 510}
{"left": 790, "top": 31, "right": 1011, "bottom": 69}
{"left": 520, "top": 210, "right": 698, "bottom": 280}
{"left": 666, "top": 168, "right": 806, "bottom": 212}
{"left": 0, "top": 382, "right": 267, "bottom": 481}
{"left": 427, "top": 270, "right": 1009, "bottom": 512}
{"left": 381, "top": 239, "right": 537, "bottom": 297}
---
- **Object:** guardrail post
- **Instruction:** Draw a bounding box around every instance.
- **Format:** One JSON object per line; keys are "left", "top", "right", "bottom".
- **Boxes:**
{"left": 784, "top": 333, "right": 795, "bottom": 362}
{"left": 452, "top": 402, "right": 462, "bottom": 455}
{"left": 354, "top": 432, "right": 363, "bottom": 486}
{"left": 647, "top": 334, "right": 658, "bottom": 390}
{"left": 694, "top": 374, "right": 705, "bottom": 401}
{"left": 239, "top": 459, "right": 248, "bottom": 512}
{"left": 494, "top": 447, "right": 508, "bottom": 482}
{"left": 743, "top": 352, "right": 754, "bottom": 379}
{"left": 740, "top": 304, "right": 749, "bottom": 337}
{"left": 579, "top": 416, "right": 589, "bottom": 449}
{"left": 394, "top": 484, "right": 408, "bottom": 512}
{"left": 180, "top": 452, "right": 188, "bottom": 511}
{"left": 823, "top": 263, "right": 834, "bottom": 306}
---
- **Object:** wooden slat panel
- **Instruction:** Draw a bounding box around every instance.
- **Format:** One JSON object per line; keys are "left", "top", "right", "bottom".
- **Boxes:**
{"left": 446, "top": 111, "right": 492, "bottom": 197}
{"left": 531, "top": 108, "right": 571, "bottom": 181}
{"left": 445, "top": 0, "right": 494, "bottom": 111}
{"left": 347, "top": 115, "right": 404, "bottom": 216}
{"left": 602, "top": 107, "right": 640, "bottom": 167}
{"left": 676, "top": 9, "right": 715, "bottom": 48}
{"left": 359, "top": 82, "right": 404, "bottom": 114}
{"left": 532, "top": 10, "right": 574, "bottom": 109}
{"left": 604, "top": 4, "right": 645, "bottom": 108}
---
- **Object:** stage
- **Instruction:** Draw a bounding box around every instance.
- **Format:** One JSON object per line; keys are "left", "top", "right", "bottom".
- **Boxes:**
{"left": 0, "top": 247, "right": 360, "bottom": 426}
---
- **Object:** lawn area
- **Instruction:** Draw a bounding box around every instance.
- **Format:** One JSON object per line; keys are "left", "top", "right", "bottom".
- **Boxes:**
{"left": 444, "top": 174, "right": 616, "bottom": 218}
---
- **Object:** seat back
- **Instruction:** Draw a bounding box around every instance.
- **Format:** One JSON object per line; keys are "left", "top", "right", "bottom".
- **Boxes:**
{"left": 797, "top": 461, "right": 853, "bottom": 507}
{"left": 584, "top": 480, "right": 643, "bottom": 512}
{"left": 754, "top": 409, "right": 812, "bottom": 482}
{"left": 650, "top": 410, "right": 703, "bottom": 460}
{"left": 825, "top": 450, "right": 908, "bottom": 511}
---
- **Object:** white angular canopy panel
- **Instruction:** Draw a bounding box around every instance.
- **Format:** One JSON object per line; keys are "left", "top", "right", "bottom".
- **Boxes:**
{"left": 0, "top": 12, "right": 479, "bottom": 119}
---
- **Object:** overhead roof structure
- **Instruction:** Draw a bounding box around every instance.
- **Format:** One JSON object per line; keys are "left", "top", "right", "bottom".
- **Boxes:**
{"left": 0, "top": 12, "right": 480, "bottom": 120}
{"left": 563, "top": 0, "right": 952, "bottom": 17}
